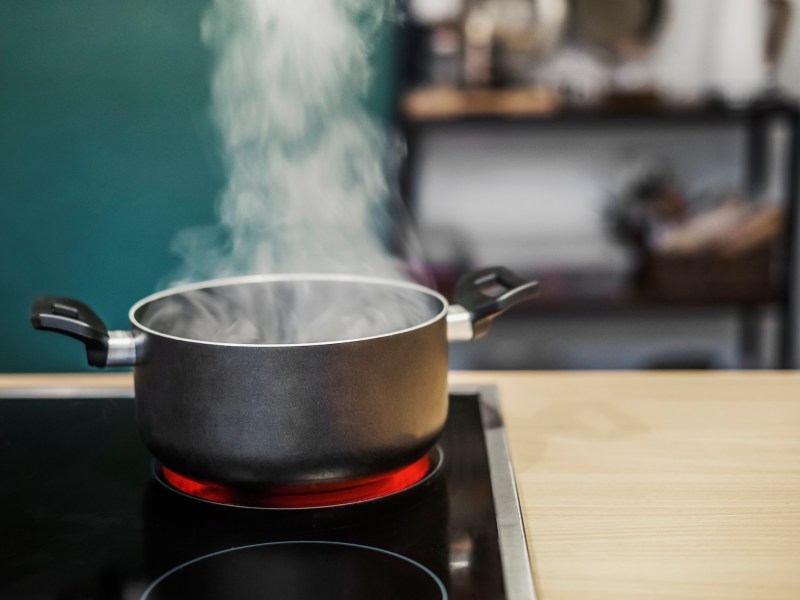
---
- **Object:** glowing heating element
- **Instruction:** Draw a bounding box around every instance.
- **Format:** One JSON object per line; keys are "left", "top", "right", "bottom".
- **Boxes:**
{"left": 162, "top": 455, "right": 432, "bottom": 509}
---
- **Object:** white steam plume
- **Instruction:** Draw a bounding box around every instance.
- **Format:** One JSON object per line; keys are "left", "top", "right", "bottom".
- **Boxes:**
{"left": 171, "top": 0, "right": 412, "bottom": 281}
{"left": 147, "top": 0, "right": 434, "bottom": 344}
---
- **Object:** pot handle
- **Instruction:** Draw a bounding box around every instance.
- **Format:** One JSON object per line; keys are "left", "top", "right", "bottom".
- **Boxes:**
{"left": 447, "top": 267, "right": 539, "bottom": 341}
{"left": 30, "top": 296, "right": 137, "bottom": 367}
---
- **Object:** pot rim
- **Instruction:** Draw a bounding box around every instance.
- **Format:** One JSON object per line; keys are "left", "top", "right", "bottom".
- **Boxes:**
{"left": 128, "top": 273, "right": 449, "bottom": 348}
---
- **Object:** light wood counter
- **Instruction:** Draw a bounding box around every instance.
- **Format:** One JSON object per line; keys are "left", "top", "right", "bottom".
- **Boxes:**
{"left": 2, "top": 371, "right": 799, "bottom": 599}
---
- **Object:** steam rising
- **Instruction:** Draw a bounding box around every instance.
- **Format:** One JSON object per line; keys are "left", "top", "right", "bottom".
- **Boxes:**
{"left": 147, "top": 0, "right": 433, "bottom": 344}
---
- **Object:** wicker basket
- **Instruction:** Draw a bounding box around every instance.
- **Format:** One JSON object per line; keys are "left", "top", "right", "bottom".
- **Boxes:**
{"left": 638, "top": 242, "right": 780, "bottom": 303}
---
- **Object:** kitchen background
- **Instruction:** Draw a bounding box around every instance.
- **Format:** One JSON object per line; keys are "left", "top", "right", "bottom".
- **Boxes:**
{"left": 2, "top": 0, "right": 800, "bottom": 372}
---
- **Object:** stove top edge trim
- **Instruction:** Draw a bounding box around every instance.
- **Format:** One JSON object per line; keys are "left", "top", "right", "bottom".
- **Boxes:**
{"left": 450, "top": 384, "right": 538, "bottom": 600}
{"left": 0, "top": 386, "right": 135, "bottom": 399}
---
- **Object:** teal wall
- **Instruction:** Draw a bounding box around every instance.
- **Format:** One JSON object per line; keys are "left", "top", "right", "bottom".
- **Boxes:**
{"left": 0, "top": 0, "right": 397, "bottom": 372}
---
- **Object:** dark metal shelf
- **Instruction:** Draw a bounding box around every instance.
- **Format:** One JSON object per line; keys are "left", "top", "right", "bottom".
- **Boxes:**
{"left": 400, "top": 89, "right": 800, "bottom": 128}
{"left": 399, "top": 92, "right": 800, "bottom": 368}
{"left": 518, "top": 293, "right": 779, "bottom": 315}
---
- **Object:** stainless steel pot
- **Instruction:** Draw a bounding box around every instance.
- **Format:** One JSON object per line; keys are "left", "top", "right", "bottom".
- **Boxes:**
{"left": 31, "top": 267, "right": 537, "bottom": 487}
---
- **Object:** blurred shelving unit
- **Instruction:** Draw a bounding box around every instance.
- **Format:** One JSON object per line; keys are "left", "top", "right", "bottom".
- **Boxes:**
{"left": 397, "top": 87, "right": 800, "bottom": 368}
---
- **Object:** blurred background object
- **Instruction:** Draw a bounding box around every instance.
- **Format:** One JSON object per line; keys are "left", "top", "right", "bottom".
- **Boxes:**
{"left": 404, "top": 0, "right": 795, "bottom": 103}
{"left": 605, "top": 158, "right": 783, "bottom": 304}
{"left": 569, "top": 0, "right": 665, "bottom": 60}
{"left": 465, "top": 0, "right": 568, "bottom": 86}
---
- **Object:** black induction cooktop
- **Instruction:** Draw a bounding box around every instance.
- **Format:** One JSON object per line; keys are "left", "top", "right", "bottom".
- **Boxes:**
{"left": 0, "top": 387, "right": 535, "bottom": 599}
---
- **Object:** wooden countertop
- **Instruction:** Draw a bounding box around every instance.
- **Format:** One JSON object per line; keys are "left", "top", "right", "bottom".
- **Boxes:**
{"left": 2, "top": 371, "right": 799, "bottom": 599}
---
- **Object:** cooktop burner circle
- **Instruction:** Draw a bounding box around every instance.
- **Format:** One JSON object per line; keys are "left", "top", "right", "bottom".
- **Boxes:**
{"left": 152, "top": 445, "right": 444, "bottom": 510}
{"left": 140, "top": 540, "right": 447, "bottom": 600}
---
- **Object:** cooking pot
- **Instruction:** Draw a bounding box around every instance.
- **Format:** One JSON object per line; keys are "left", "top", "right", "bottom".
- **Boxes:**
{"left": 31, "top": 267, "right": 537, "bottom": 487}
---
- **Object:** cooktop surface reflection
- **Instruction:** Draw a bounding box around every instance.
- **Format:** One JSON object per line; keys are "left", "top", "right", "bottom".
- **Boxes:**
{"left": 0, "top": 388, "right": 535, "bottom": 599}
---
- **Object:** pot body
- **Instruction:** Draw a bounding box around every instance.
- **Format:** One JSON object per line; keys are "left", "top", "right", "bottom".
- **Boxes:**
{"left": 130, "top": 278, "right": 449, "bottom": 487}
{"left": 32, "top": 268, "right": 538, "bottom": 488}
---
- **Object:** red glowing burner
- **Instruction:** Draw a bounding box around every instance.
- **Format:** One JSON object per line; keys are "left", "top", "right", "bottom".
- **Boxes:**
{"left": 161, "top": 454, "right": 434, "bottom": 509}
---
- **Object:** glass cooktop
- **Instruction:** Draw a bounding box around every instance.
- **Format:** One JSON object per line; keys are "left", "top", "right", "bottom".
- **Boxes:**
{"left": 0, "top": 387, "right": 535, "bottom": 599}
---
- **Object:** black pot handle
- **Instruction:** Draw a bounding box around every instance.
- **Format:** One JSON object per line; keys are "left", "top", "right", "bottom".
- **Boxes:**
{"left": 31, "top": 296, "right": 113, "bottom": 367}
{"left": 451, "top": 267, "right": 539, "bottom": 339}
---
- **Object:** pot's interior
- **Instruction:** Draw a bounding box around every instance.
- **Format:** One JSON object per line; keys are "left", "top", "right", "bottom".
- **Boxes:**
{"left": 134, "top": 278, "right": 444, "bottom": 345}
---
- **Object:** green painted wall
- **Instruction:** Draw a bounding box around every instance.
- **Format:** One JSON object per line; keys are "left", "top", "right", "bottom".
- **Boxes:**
{"left": 0, "top": 0, "right": 397, "bottom": 372}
